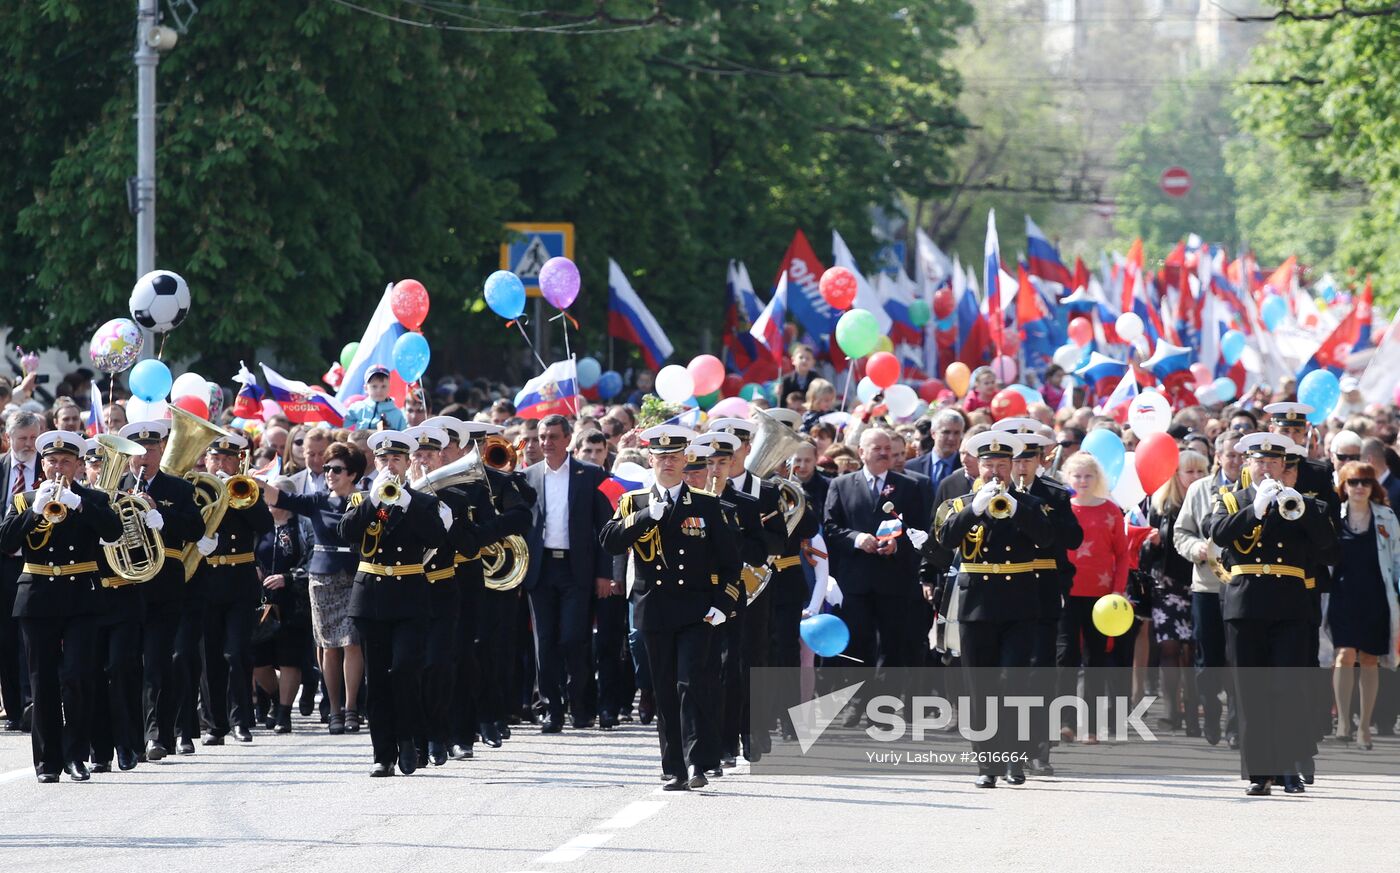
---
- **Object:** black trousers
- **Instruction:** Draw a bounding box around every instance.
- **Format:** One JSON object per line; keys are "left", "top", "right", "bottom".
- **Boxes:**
{"left": 421, "top": 592, "right": 460, "bottom": 745}
{"left": 449, "top": 580, "right": 479, "bottom": 748}
{"left": 593, "top": 593, "right": 630, "bottom": 720}
{"left": 474, "top": 588, "right": 514, "bottom": 724}
{"left": 1028, "top": 617, "right": 1059, "bottom": 758}
{"left": 174, "top": 600, "right": 204, "bottom": 741}
{"left": 202, "top": 597, "right": 254, "bottom": 734}
{"left": 142, "top": 600, "right": 181, "bottom": 746}
{"left": 959, "top": 619, "right": 1034, "bottom": 775}
{"left": 645, "top": 622, "right": 713, "bottom": 779}
{"left": 19, "top": 615, "right": 95, "bottom": 774}
{"left": 0, "top": 558, "right": 27, "bottom": 721}
{"left": 91, "top": 618, "right": 143, "bottom": 763}
{"left": 717, "top": 602, "right": 745, "bottom": 759}
{"left": 528, "top": 559, "right": 592, "bottom": 721}
{"left": 768, "top": 597, "right": 803, "bottom": 735}
{"left": 1056, "top": 595, "right": 1110, "bottom": 736}
{"left": 354, "top": 616, "right": 428, "bottom": 766}
{"left": 1192, "top": 592, "right": 1238, "bottom": 737}
{"left": 740, "top": 592, "right": 772, "bottom": 755}
{"left": 842, "top": 589, "right": 916, "bottom": 704}
{"left": 1226, "top": 618, "right": 1308, "bottom": 780}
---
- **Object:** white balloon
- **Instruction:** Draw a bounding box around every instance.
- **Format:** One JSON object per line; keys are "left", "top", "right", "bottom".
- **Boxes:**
{"left": 170, "top": 372, "right": 207, "bottom": 401}
{"left": 857, "top": 377, "right": 880, "bottom": 404}
{"left": 1194, "top": 385, "right": 1218, "bottom": 405}
{"left": 1053, "top": 343, "right": 1082, "bottom": 372}
{"left": 1111, "top": 451, "right": 1147, "bottom": 508}
{"left": 1116, "top": 312, "right": 1145, "bottom": 343}
{"left": 654, "top": 364, "right": 694, "bottom": 404}
{"left": 883, "top": 384, "right": 918, "bottom": 418}
{"left": 126, "top": 397, "right": 169, "bottom": 421}
{"left": 1127, "top": 390, "right": 1172, "bottom": 437}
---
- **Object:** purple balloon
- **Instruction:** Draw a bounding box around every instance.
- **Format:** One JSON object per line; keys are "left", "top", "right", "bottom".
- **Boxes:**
{"left": 539, "top": 257, "right": 580, "bottom": 310}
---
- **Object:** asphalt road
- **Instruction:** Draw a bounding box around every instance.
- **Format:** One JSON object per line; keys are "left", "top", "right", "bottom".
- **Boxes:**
{"left": 0, "top": 715, "right": 1394, "bottom": 873}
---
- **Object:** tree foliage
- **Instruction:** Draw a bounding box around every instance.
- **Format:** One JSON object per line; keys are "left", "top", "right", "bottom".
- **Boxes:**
{"left": 0, "top": 0, "right": 971, "bottom": 381}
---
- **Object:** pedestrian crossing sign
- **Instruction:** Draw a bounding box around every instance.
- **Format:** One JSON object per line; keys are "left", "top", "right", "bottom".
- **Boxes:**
{"left": 500, "top": 222, "right": 575, "bottom": 296}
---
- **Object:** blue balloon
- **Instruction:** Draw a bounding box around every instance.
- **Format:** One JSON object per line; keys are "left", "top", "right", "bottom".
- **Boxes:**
{"left": 1297, "top": 370, "right": 1340, "bottom": 424}
{"left": 1009, "top": 384, "right": 1044, "bottom": 405}
{"left": 483, "top": 270, "right": 526, "bottom": 320}
{"left": 1082, "top": 428, "right": 1126, "bottom": 488}
{"left": 1220, "top": 329, "right": 1246, "bottom": 366}
{"left": 1211, "top": 376, "right": 1237, "bottom": 403}
{"left": 392, "top": 332, "right": 431, "bottom": 383}
{"left": 129, "top": 359, "right": 172, "bottom": 402}
{"left": 577, "top": 356, "right": 602, "bottom": 389}
{"left": 596, "top": 370, "right": 623, "bottom": 401}
{"left": 799, "top": 614, "right": 850, "bottom": 658}
{"left": 1261, "top": 295, "right": 1287, "bottom": 331}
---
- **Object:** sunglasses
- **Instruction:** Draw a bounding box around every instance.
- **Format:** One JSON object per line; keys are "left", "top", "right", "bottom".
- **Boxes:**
{"left": 1335, "top": 453, "right": 1360, "bottom": 463}
{"left": 322, "top": 465, "right": 347, "bottom": 475}
{"left": 1346, "top": 478, "right": 1375, "bottom": 487}
{"left": 293, "top": 438, "right": 304, "bottom": 447}
{"left": 1057, "top": 440, "right": 1080, "bottom": 448}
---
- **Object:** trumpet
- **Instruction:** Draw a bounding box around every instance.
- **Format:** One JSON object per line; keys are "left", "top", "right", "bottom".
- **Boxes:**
{"left": 987, "top": 479, "right": 1014, "bottom": 520}
{"left": 1278, "top": 487, "right": 1305, "bottom": 521}
{"left": 226, "top": 452, "right": 261, "bottom": 510}
{"left": 481, "top": 435, "right": 517, "bottom": 472}
{"left": 374, "top": 475, "right": 403, "bottom": 505}
{"left": 41, "top": 475, "right": 71, "bottom": 524}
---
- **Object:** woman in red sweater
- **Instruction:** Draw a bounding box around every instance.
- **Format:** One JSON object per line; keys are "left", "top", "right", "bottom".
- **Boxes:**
{"left": 1056, "top": 451, "right": 1129, "bottom": 743}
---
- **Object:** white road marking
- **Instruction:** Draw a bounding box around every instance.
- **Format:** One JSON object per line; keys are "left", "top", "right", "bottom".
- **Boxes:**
{"left": 537, "top": 833, "right": 614, "bottom": 864}
{"left": 598, "top": 799, "right": 666, "bottom": 829}
{"left": 0, "top": 767, "right": 32, "bottom": 783}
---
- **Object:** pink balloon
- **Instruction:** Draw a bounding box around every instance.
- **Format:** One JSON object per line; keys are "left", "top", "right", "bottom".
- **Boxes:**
{"left": 687, "top": 354, "right": 726, "bottom": 396}
{"left": 709, "top": 396, "right": 750, "bottom": 419}
{"left": 1068, "top": 316, "right": 1093, "bottom": 347}
{"left": 991, "top": 354, "right": 1017, "bottom": 383}
{"left": 1189, "top": 363, "right": 1213, "bottom": 387}
{"left": 539, "top": 257, "right": 580, "bottom": 310}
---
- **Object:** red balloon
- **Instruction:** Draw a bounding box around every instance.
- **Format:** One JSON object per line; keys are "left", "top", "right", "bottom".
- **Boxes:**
{"left": 1068, "top": 316, "right": 1093, "bottom": 347}
{"left": 172, "top": 394, "right": 209, "bottom": 421}
{"left": 1135, "top": 432, "right": 1181, "bottom": 494}
{"left": 933, "top": 287, "right": 955, "bottom": 319}
{"left": 988, "top": 388, "right": 1028, "bottom": 421}
{"left": 918, "top": 378, "right": 946, "bottom": 402}
{"left": 866, "top": 352, "right": 901, "bottom": 389}
{"left": 819, "top": 267, "right": 858, "bottom": 311}
{"left": 391, "top": 279, "right": 431, "bottom": 331}
{"left": 721, "top": 373, "right": 744, "bottom": 398}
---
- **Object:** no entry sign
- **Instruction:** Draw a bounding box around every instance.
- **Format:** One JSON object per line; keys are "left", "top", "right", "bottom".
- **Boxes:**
{"left": 1160, "top": 166, "right": 1192, "bottom": 198}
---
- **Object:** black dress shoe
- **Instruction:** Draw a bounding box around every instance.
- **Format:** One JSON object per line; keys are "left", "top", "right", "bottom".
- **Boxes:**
{"left": 573, "top": 717, "right": 595, "bottom": 730}
{"left": 479, "top": 721, "right": 502, "bottom": 747}
{"left": 706, "top": 767, "right": 725, "bottom": 778}
{"left": 370, "top": 763, "right": 394, "bottom": 777}
{"left": 497, "top": 719, "right": 512, "bottom": 740}
{"left": 145, "top": 740, "right": 167, "bottom": 761}
{"left": 599, "top": 714, "right": 618, "bottom": 730}
{"left": 688, "top": 766, "right": 709, "bottom": 789}
{"left": 1283, "top": 774, "right": 1305, "bottom": 794}
{"left": 540, "top": 718, "right": 563, "bottom": 734}
{"left": 201, "top": 732, "right": 224, "bottom": 746}
{"left": 274, "top": 704, "right": 293, "bottom": 734}
{"left": 976, "top": 774, "right": 997, "bottom": 788}
{"left": 398, "top": 741, "right": 418, "bottom": 775}
{"left": 1246, "top": 780, "right": 1272, "bottom": 796}
{"left": 638, "top": 690, "right": 655, "bottom": 725}
{"left": 2, "top": 720, "right": 20, "bottom": 732}
{"left": 1227, "top": 731, "right": 1240, "bottom": 750}
{"left": 1005, "top": 761, "right": 1026, "bottom": 785}
{"left": 449, "top": 744, "right": 474, "bottom": 760}
{"left": 90, "top": 762, "right": 112, "bottom": 773}
{"left": 64, "top": 761, "right": 91, "bottom": 782}
{"left": 36, "top": 773, "right": 59, "bottom": 784}
{"left": 428, "top": 741, "right": 449, "bottom": 766}
{"left": 1299, "top": 758, "right": 1316, "bottom": 785}
{"left": 117, "top": 747, "right": 139, "bottom": 771}
{"left": 662, "top": 776, "right": 690, "bottom": 791}
{"left": 300, "top": 685, "right": 317, "bottom": 717}
{"left": 177, "top": 739, "right": 195, "bottom": 755}
{"left": 720, "top": 756, "right": 737, "bottom": 768}
{"left": 1203, "top": 720, "right": 1221, "bottom": 746}
{"left": 234, "top": 726, "right": 253, "bottom": 743}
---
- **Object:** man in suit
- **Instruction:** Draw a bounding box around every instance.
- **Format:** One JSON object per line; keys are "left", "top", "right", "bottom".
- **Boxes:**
{"left": 521, "top": 414, "right": 613, "bottom": 732}
{"left": 823, "top": 428, "right": 928, "bottom": 721}
{"left": 0, "top": 430, "right": 122, "bottom": 781}
{"left": 601, "top": 425, "right": 742, "bottom": 790}
{"left": 905, "top": 409, "right": 965, "bottom": 489}
{"left": 286, "top": 427, "right": 331, "bottom": 496}
{"left": 0, "top": 410, "right": 43, "bottom": 730}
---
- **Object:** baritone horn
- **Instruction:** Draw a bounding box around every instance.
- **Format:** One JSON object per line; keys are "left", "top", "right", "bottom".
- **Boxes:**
{"left": 97, "top": 434, "right": 166, "bottom": 583}
{"left": 160, "top": 405, "right": 236, "bottom": 580}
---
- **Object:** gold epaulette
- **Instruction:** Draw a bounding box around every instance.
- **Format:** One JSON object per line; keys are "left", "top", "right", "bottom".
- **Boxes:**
{"left": 1221, "top": 489, "right": 1239, "bottom": 515}
{"left": 13, "top": 493, "right": 28, "bottom": 514}
{"left": 349, "top": 492, "right": 365, "bottom": 508}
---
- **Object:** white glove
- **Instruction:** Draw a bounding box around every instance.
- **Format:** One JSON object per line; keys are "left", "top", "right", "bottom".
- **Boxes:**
{"left": 648, "top": 499, "right": 666, "bottom": 521}
{"left": 906, "top": 528, "right": 929, "bottom": 550}
{"left": 196, "top": 535, "right": 218, "bottom": 556}
{"left": 144, "top": 509, "right": 165, "bottom": 531}
{"left": 58, "top": 488, "right": 82, "bottom": 510}
{"left": 437, "top": 501, "right": 454, "bottom": 531}
{"left": 971, "top": 481, "right": 1000, "bottom": 516}
{"left": 394, "top": 486, "right": 411, "bottom": 509}
{"left": 825, "top": 577, "right": 844, "bottom": 608}
{"left": 704, "top": 607, "right": 727, "bottom": 627}
{"left": 1252, "top": 480, "right": 1281, "bottom": 518}
{"left": 1002, "top": 493, "right": 1018, "bottom": 517}
{"left": 33, "top": 480, "right": 59, "bottom": 508}
{"left": 369, "top": 471, "right": 388, "bottom": 507}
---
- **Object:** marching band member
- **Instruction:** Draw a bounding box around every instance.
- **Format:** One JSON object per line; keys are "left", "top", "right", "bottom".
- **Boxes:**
{"left": 338, "top": 431, "right": 448, "bottom": 776}
{"left": 601, "top": 426, "right": 742, "bottom": 791}
{"left": 196, "top": 434, "right": 273, "bottom": 745}
{"left": 0, "top": 431, "right": 121, "bottom": 782}
{"left": 1207, "top": 432, "right": 1337, "bottom": 796}
{"left": 116, "top": 420, "right": 205, "bottom": 761}
{"left": 931, "top": 431, "right": 1056, "bottom": 788}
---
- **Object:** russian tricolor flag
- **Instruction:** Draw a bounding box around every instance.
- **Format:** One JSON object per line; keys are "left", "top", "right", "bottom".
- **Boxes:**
{"left": 983, "top": 209, "right": 1004, "bottom": 355}
{"left": 749, "top": 271, "right": 789, "bottom": 362}
{"left": 598, "top": 460, "right": 652, "bottom": 510}
{"left": 608, "top": 259, "right": 673, "bottom": 371}
{"left": 260, "top": 364, "right": 347, "bottom": 426}
{"left": 86, "top": 380, "right": 104, "bottom": 436}
{"left": 232, "top": 362, "right": 265, "bottom": 420}
{"left": 336, "top": 283, "right": 410, "bottom": 405}
{"left": 723, "top": 260, "right": 765, "bottom": 371}
{"left": 514, "top": 359, "right": 580, "bottom": 420}
{"left": 1098, "top": 368, "right": 1139, "bottom": 421}
{"left": 1025, "top": 215, "right": 1073, "bottom": 288}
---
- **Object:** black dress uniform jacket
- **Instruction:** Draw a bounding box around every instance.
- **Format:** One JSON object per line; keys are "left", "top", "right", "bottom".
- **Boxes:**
{"left": 199, "top": 492, "right": 274, "bottom": 607}
{"left": 600, "top": 485, "right": 743, "bottom": 632}
{"left": 1, "top": 485, "right": 122, "bottom": 617}
{"left": 339, "top": 487, "right": 448, "bottom": 621}
{"left": 931, "top": 488, "right": 1056, "bottom": 623}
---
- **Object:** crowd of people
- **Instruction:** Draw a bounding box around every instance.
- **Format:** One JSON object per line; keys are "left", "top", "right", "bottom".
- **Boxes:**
{"left": 2, "top": 342, "right": 1398, "bottom": 797}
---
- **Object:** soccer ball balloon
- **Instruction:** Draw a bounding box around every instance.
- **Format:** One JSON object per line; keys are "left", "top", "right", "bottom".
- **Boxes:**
{"left": 129, "top": 270, "right": 191, "bottom": 333}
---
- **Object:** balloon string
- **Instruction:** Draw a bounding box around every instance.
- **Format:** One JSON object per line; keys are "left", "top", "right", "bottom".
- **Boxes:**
{"left": 157, "top": 333, "right": 168, "bottom": 361}
{"left": 514, "top": 320, "right": 548, "bottom": 371}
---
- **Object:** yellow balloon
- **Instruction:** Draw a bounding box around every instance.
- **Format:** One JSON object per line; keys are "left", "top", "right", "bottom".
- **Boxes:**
{"left": 945, "top": 362, "right": 971, "bottom": 398}
{"left": 875, "top": 335, "right": 894, "bottom": 354}
{"left": 1092, "top": 593, "right": 1135, "bottom": 637}
{"left": 1315, "top": 297, "right": 1328, "bottom": 313}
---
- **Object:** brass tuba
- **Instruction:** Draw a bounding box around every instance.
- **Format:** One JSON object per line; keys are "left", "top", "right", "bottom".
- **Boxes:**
{"left": 160, "top": 405, "right": 236, "bottom": 580}
{"left": 481, "top": 535, "right": 529, "bottom": 591}
{"left": 97, "top": 434, "right": 166, "bottom": 583}
{"left": 745, "top": 410, "right": 808, "bottom": 537}
{"left": 410, "top": 454, "right": 526, "bottom": 590}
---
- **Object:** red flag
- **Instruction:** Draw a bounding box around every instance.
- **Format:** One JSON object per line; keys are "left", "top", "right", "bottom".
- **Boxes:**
{"left": 1073, "top": 257, "right": 1090, "bottom": 294}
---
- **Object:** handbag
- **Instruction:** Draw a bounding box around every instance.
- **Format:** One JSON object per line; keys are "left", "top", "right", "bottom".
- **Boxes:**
{"left": 251, "top": 599, "right": 281, "bottom": 646}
